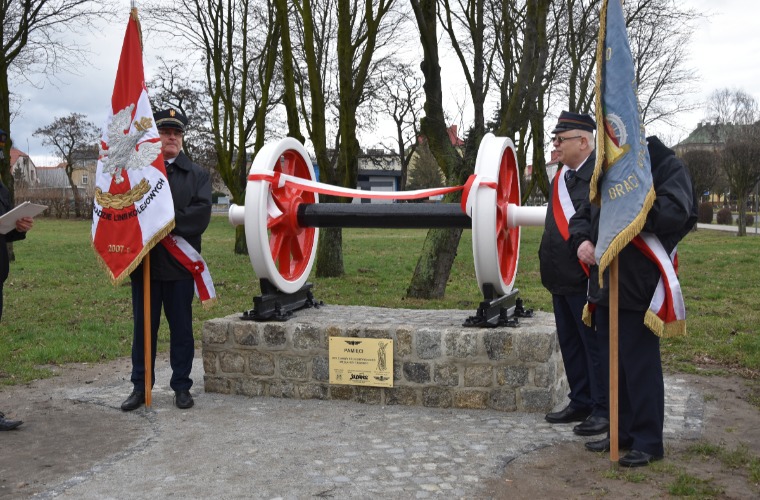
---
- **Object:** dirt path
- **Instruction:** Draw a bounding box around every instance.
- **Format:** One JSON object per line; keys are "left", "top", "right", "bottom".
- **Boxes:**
{"left": 485, "top": 374, "right": 760, "bottom": 498}
{"left": 1, "top": 359, "right": 759, "bottom": 498}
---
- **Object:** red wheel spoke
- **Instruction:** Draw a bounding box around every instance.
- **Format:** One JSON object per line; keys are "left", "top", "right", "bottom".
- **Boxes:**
{"left": 270, "top": 231, "right": 284, "bottom": 261}
{"left": 291, "top": 234, "right": 305, "bottom": 261}
{"left": 267, "top": 214, "right": 285, "bottom": 230}
{"left": 277, "top": 235, "right": 293, "bottom": 275}
{"left": 499, "top": 169, "right": 512, "bottom": 204}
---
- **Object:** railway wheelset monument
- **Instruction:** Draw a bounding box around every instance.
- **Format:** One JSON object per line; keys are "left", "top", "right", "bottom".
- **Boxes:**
{"left": 202, "top": 134, "right": 568, "bottom": 413}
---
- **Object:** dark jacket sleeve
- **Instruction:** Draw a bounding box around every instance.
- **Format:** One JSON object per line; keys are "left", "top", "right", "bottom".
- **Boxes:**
{"left": 4, "top": 229, "right": 27, "bottom": 244}
{"left": 642, "top": 137, "right": 698, "bottom": 254}
{"left": 172, "top": 159, "right": 212, "bottom": 240}
{"left": 568, "top": 196, "right": 595, "bottom": 255}
{"left": 581, "top": 136, "right": 698, "bottom": 310}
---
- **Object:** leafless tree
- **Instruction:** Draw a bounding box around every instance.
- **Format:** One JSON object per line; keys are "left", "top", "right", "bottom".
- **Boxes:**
{"left": 707, "top": 88, "right": 760, "bottom": 236}
{"left": 279, "top": 0, "right": 401, "bottom": 277}
{"left": 721, "top": 132, "right": 760, "bottom": 236}
{"left": 626, "top": 0, "right": 701, "bottom": 128}
{"left": 147, "top": 58, "right": 222, "bottom": 191}
{"left": 33, "top": 113, "right": 99, "bottom": 218}
{"left": 545, "top": 0, "right": 701, "bottom": 165}
{"left": 144, "top": 0, "right": 282, "bottom": 253}
{"left": 680, "top": 149, "right": 722, "bottom": 205}
{"left": 375, "top": 61, "right": 424, "bottom": 191}
{"left": 0, "top": 0, "right": 115, "bottom": 199}
{"left": 706, "top": 88, "right": 759, "bottom": 127}
{"left": 407, "top": 0, "right": 467, "bottom": 299}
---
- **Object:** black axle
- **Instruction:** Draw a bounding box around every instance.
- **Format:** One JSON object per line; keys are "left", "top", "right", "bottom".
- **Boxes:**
{"left": 296, "top": 202, "right": 471, "bottom": 229}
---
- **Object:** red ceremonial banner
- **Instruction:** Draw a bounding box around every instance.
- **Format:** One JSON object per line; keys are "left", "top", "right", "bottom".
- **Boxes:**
{"left": 92, "top": 11, "right": 174, "bottom": 283}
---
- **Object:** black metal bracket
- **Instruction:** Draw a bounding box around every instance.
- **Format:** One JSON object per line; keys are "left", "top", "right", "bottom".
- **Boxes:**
{"left": 463, "top": 284, "right": 533, "bottom": 328}
{"left": 241, "top": 279, "right": 322, "bottom": 322}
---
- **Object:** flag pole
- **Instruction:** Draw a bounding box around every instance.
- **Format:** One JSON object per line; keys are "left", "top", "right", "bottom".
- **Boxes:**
{"left": 609, "top": 256, "right": 619, "bottom": 463}
{"left": 143, "top": 254, "right": 152, "bottom": 408}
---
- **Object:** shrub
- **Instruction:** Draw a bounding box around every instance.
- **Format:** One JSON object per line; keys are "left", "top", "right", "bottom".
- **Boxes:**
{"left": 697, "top": 202, "right": 714, "bottom": 223}
{"left": 744, "top": 214, "right": 755, "bottom": 227}
{"left": 716, "top": 207, "right": 733, "bottom": 225}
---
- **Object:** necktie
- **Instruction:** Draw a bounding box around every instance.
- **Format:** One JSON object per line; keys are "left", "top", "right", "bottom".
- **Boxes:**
{"left": 165, "top": 160, "right": 173, "bottom": 174}
{"left": 565, "top": 169, "right": 574, "bottom": 182}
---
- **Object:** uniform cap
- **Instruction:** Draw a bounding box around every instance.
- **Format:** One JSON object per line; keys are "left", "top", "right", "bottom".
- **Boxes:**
{"left": 154, "top": 108, "right": 187, "bottom": 133}
{"left": 551, "top": 110, "right": 596, "bottom": 134}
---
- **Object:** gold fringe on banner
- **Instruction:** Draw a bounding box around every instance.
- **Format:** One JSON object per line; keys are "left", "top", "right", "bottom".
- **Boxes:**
{"left": 582, "top": 303, "right": 593, "bottom": 327}
{"left": 645, "top": 312, "right": 687, "bottom": 338}
{"left": 590, "top": 0, "right": 609, "bottom": 207}
{"left": 92, "top": 220, "right": 175, "bottom": 285}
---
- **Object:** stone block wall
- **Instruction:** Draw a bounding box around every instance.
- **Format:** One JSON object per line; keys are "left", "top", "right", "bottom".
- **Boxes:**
{"left": 202, "top": 306, "right": 567, "bottom": 412}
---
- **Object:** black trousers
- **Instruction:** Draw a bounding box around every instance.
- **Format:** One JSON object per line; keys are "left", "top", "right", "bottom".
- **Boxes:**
{"left": 130, "top": 277, "right": 195, "bottom": 392}
{"left": 553, "top": 293, "right": 606, "bottom": 416}
{"left": 595, "top": 306, "right": 664, "bottom": 457}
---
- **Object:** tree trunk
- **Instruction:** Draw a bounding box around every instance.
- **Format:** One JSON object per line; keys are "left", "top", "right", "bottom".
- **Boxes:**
{"left": 315, "top": 227, "right": 343, "bottom": 278}
{"left": 406, "top": 227, "right": 463, "bottom": 299}
{"left": 737, "top": 196, "right": 747, "bottom": 236}
{"left": 0, "top": 64, "right": 14, "bottom": 197}
{"left": 407, "top": 0, "right": 466, "bottom": 299}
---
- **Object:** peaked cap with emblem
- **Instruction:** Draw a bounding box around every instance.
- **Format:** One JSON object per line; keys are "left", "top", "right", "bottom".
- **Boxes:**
{"left": 551, "top": 110, "right": 596, "bottom": 134}
{"left": 154, "top": 108, "right": 188, "bottom": 133}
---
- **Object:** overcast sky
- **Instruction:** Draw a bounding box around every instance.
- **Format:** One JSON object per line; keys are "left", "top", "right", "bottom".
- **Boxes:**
{"left": 9, "top": 0, "right": 759, "bottom": 166}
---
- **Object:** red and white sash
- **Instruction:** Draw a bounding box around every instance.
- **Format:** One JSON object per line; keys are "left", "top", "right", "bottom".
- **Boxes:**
{"left": 160, "top": 234, "right": 216, "bottom": 307}
{"left": 552, "top": 166, "right": 589, "bottom": 276}
{"left": 631, "top": 232, "right": 686, "bottom": 337}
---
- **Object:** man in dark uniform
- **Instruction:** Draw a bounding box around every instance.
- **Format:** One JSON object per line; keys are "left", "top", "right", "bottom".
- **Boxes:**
{"left": 1, "top": 176, "right": 34, "bottom": 431}
{"left": 570, "top": 136, "right": 697, "bottom": 466}
{"left": 121, "top": 108, "right": 212, "bottom": 411}
{"left": 540, "top": 111, "right": 608, "bottom": 437}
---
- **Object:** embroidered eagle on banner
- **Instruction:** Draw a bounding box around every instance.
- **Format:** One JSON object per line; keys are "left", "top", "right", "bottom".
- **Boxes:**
{"left": 99, "top": 104, "right": 162, "bottom": 184}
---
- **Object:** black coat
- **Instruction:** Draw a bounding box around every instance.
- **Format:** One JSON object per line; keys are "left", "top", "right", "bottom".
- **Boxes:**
{"left": 132, "top": 151, "right": 212, "bottom": 281}
{"left": 0, "top": 180, "right": 27, "bottom": 284}
{"left": 569, "top": 136, "right": 698, "bottom": 311}
{"left": 539, "top": 152, "right": 595, "bottom": 295}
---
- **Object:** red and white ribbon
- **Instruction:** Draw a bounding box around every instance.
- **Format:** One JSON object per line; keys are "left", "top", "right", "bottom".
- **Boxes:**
{"left": 160, "top": 234, "right": 216, "bottom": 306}
{"left": 552, "top": 166, "right": 589, "bottom": 276}
{"left": 248, "top": 171, "right": 465, "bottom": 202}
{"left": 631, "top": 232, "right": 685, "bottom": 326}
{"left": 248, "top": 170, "right": 502, "bottom": 220}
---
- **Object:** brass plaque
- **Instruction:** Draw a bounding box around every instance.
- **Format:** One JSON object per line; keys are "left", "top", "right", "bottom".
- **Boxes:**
{"left": 329, "top": 337, "right": 393, "bottom": 388}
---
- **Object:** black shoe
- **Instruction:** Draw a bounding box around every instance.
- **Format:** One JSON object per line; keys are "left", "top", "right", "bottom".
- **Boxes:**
{"left": 619, "top": 449, "right": 662, "bottom": 467}
{"left": 584, "top": 435, "right": 633, "bottom": 452}
{"left": 121, "top": 391, "right": 145, "bottom": 411}
{"left": 573, "top": 415, "right": 610, "bottom": 436}
{"left": 0, "top": 412, "right": 22, "bottom": 431}
{"left": 545, "top": 405, "right": 591, "bottom": 424}
{"left": 174, "top": 390, "right": 194, "bottom": 409}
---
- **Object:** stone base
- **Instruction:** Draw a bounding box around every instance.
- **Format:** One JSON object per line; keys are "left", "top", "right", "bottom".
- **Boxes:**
{"left": 202, "top": 306, "right": 567, "bottom": 412}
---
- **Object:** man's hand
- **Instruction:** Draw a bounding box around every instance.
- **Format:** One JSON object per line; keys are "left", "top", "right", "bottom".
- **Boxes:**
{"left": 15, "top": 216, "right": 33, "bottom": 233}
{"left": 577, "top": 240, "right": 596, "bottom": 266}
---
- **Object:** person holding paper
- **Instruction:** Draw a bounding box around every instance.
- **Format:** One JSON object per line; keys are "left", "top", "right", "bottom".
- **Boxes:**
{"left": 0, "top": 180, "right": 34, "bottom": 321}
{"left": 0, "top": 179, "right": 33, "bottom": 431}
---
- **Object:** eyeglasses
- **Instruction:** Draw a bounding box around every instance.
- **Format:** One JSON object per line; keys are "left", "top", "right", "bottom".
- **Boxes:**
{"left": 552, "top": 135, "right": 582, "bottom": 144}
{"left": 158, "top": 129, "right": 184, "bottom": 137}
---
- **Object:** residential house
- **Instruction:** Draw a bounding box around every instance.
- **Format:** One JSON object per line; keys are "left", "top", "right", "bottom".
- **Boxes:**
{"left": 355, "top": 148, "right": 403, "bottom": 204}
{"left": 9, "top": 148, "right": 39, "bottom": 187}
{"left": 672, "top": 121, "right": 729, "bottom": 156}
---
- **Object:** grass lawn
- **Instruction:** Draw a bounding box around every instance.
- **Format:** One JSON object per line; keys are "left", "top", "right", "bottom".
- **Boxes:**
{"left": 1, "top": 216, "right": 758, "bottom": 384}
